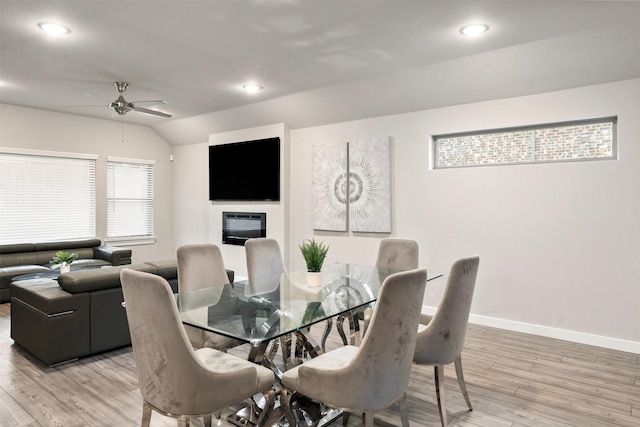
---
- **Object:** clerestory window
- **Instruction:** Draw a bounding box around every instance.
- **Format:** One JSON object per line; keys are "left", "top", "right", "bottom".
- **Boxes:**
{"left": 433, "top": 116, "right": 616, "bottom": 169}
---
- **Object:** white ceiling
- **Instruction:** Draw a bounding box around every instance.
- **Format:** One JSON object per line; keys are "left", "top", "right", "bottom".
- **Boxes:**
{"left": 1, "top": 1, "right": 639, "bottom": 146}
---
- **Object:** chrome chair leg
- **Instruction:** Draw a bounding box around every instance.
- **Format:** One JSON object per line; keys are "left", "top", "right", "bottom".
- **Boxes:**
{"left": 203, "top": 414, "right": 212, "bottom": 427}
{"left": 454, "top": 355, "right": 473, "bottom": 411}
{"left": 281, "top": 388, "right": 297, "bottom": 427}
{"left": 434, "top": 365, "right": 447, "bottom": 427}
{"left": 255, "top": 387, "right": 276, "bottom": 426}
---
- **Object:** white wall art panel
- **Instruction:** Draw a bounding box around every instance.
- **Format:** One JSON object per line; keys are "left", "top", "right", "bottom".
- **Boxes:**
{"left": 312, "top": 142, "right": 348, "bottom": 231}
{"left": 349, "top": 137, "right": 391, "bottom": 233}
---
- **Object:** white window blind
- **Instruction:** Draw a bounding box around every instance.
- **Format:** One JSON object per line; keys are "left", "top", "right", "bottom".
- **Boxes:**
{"left": 0, "top": 149, "right": 97, "bottom": 244}
{"left": 107, "top": 157, "right": 155, "bottom": 242}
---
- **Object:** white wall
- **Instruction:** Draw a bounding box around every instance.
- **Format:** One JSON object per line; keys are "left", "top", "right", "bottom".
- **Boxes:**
{"left": 287, "top": 79, "right": 640, "bottom": 352}
{"left": 0, "top": 104, "right": 176, "bottom": 263}
{"left": 172, "top": 78, "right": 640, "bottom": 353}
{"left": 173, "top": 123, "right": 290, "bottom": 277}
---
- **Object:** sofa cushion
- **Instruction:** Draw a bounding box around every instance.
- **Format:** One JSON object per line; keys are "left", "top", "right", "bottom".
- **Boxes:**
{"left": 58, "top": 263, "right": 155, "bottom": 294}
{"left": 0, "top": 265, "right": 51, "bottom": 287}
{"left": 10, "top": 278, "right": 89, "bottom": 315}
{"left": 145, "top": 260, "right": 178, "bottom": 280}
{"left": 49, "top": 258, "right": 112, "bottom": 271}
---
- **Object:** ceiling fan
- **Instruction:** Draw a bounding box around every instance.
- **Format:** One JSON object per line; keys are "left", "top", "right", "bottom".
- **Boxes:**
{"left": 107, "top": 82, "right": 172, "bottom": 118}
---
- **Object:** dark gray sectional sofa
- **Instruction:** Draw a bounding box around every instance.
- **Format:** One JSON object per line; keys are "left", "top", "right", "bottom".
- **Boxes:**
{"left": 0, "top": 239, "right": 132, "bottom": 303}
{"left": 10, "top": 260, "right": 179, "bottom": 366}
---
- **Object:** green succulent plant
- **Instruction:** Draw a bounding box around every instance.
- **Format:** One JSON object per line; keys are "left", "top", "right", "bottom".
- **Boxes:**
{"left": 299, "top": 238, "right": 329, "bottom": 272}
{"left": 51, "top": 251, "right": 79, "bottom": 265}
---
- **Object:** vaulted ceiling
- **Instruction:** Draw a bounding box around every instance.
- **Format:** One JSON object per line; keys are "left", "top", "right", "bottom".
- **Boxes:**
{"left": 1, "top": 1, "right": 639, "bottom": 146}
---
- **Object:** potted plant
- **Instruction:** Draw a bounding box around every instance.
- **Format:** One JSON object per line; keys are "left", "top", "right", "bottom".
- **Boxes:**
{"left": 51, "top": 251, "right": 79, "bottom": 274}
{"left": 299, "top": 238, "right": 329, "bottom": 287}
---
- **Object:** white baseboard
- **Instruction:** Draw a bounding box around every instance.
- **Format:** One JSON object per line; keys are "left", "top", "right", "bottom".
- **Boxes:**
{"left": 420, "top": 306, "right": 640, "bottom": 355}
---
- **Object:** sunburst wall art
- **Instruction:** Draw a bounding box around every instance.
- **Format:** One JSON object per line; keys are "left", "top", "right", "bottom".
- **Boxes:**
{"left": 311, "top": 137, "right": 391, "bottom": 233}
{"left": 348, "top": 137, "right": 391, "bottom": 232}
{"left": 312, "top": 142, "right": 348, "bottom": 231}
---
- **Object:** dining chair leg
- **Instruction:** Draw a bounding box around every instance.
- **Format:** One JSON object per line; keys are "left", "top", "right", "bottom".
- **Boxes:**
{"left": 141, "top": 401, "right": 152, "bottom": 427}
{"left": 342, "top": 411, "right": 351, "bottom": 426}
{"left": 255, "top": 387, "right": 276, "bottom": 426}
{"left": 454, "top": 355, "right": 473, "bottom": 411}
{"left": 281, "top": 388, "right": 297, "bottom": 427}
{"left": 398, "top": 393, "right": 410, "bottom": 427}
{"left": 434, "top": 365, "right": 448, "bottom": 427}
{"left": 203, "top": 414, "right": 212, "bottom": 427}
{"left": 363, "top": 411, "right": 374, "bottom": 427}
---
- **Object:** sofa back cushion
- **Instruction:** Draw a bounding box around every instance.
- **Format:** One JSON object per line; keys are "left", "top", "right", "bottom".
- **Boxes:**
{"left": 39, "top": 248, "right": 97, "bottom": 266}
{"left": 0, "top": 239, "right": 102, "bottom": 267}
{"left": 0, "top": 252, "right": 40, "bottom": 268}
{"left": 58, "top": 263, "right": 156, "bottom": 294}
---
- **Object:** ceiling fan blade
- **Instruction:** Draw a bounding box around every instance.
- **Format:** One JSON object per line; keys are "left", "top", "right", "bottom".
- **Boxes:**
{"left": 62, "top": 104, "right": 110, "bottom": 108}
{"left": 132, "top": 105, "right": 172, "bottom": 118}
{"left": 131, "top": 100, "right": 167, "bottom": 106}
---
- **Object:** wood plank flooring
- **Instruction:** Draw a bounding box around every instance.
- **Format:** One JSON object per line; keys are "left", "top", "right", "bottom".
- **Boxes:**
{"left": 0, "top": 302, "right": 638, "bottom": 426}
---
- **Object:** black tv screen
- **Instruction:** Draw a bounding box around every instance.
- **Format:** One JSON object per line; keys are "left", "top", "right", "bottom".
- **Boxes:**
{"left": 209, "top": 137, "right": 280, "bottom": 201}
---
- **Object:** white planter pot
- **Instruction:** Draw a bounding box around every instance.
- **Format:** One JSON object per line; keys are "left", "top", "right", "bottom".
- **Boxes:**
{"left": 60, "top": 263, "right": 71, "bottom": 274}
{"left": 306, "top": 271, "right": 323, "bottom": 287}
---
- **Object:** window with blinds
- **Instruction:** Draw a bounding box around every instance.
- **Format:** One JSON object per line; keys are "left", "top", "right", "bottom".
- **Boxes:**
{"left": 0, "top": 149, "right": 97, "bottom": 244}
{"left": 106, "top": 157, "right": 155, "bottom": 243}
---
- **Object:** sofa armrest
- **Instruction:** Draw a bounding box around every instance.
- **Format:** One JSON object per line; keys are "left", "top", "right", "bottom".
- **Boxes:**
{"left": 94, "top": 246, "right": 132, "bottom": 266}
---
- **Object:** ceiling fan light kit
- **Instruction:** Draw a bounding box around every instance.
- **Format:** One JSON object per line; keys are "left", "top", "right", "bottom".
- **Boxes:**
{"left": 107, "top": 82, "right": 172, "bottom": 118}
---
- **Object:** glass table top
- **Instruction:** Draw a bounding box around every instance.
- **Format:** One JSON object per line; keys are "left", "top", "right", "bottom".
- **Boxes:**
{"left": 176, "top": 262, "right": 442, "bottom": 346}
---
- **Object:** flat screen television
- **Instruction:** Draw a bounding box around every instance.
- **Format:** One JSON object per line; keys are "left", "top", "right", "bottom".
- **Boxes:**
{"left": 209, "top": 137, "right": 280, "bottom": 201}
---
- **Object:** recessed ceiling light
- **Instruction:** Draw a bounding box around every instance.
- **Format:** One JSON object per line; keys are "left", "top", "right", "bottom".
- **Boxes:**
{"left": 460, "top": 24, "right": 489, "bottom": 37}
{"left": 38, "top": 22, "right": 71, "bottom": 35}
{"left": 242, "top": 84, "right": 263, "bottom": 93}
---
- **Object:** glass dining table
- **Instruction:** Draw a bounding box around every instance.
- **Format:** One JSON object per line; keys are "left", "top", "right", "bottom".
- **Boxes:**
{"left": 175, "top": 262, "right": 442, "bottom": 426}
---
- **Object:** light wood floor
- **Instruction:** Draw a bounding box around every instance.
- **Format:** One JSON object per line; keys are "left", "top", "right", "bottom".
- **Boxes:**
{"left": 0, "top": 302, "right": 638, "bottom": 427}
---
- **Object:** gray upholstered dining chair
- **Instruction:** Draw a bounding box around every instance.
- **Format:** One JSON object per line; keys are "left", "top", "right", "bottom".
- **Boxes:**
{"left": 376, "top": 237, "right": 420, "bottom": 271}
{"left": 120, "top": 268, "right": 275, "bottom": 427}
{"left": 364, "top": 237, "right": 419, "bottom": 331}
{"left": 413, "top": 255, "right": 480, "bottom": 427}
{"left": 281, "top": 268, "right": 428, "bottom": 427}
{"left": 336, "top": 237, "right": 420, "bottom": 345}
{"left": 244, "top": 237, "right": 298, "bottom": 368}
{"left": 177, "top": 243, "right": 244, "bottom": 351}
